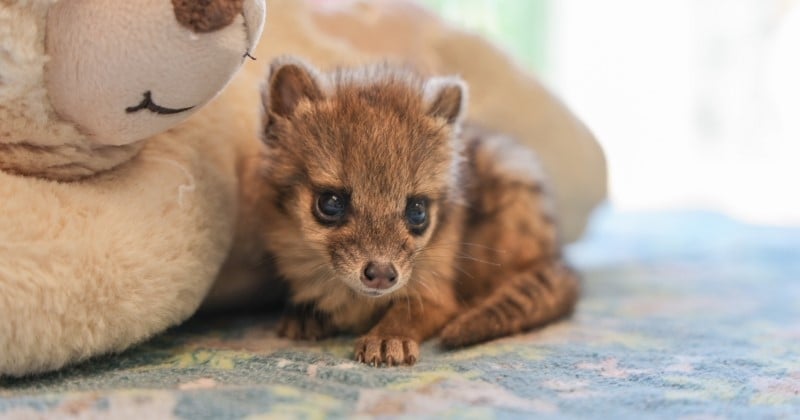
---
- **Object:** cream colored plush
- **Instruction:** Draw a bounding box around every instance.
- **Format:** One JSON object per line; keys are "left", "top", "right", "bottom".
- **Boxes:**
{"left": 0, "top": 0, "right": 265, "bottom": 376}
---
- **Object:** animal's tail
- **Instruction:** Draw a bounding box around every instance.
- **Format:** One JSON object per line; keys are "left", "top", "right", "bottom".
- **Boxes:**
{"left": 439, "top": 258, "right": 579, "bottom": 348}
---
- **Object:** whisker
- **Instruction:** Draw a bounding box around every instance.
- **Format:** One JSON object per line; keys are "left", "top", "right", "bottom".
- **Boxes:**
{"left": 454, "top": 254, "right": 502, "bottom": 266}
{"left": 415, "top": 278, "right": 434, "bottom": 295}
{"left": 458, "top": 242, "right": 508, "bottom": 253}
{"left": 450, "top": 264, "right": 475, "bottom": 280}
{"left": 417, "top": 241, "right": 508, "bottom": 255}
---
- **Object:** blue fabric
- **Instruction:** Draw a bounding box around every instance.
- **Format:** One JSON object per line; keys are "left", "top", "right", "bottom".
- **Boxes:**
{"left": 2, "top": 207, "right": 799, "bottom": 418}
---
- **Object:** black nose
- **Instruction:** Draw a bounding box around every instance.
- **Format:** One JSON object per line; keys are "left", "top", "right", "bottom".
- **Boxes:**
{"left": 361, "top": 262, "right": 398, "bottom": 290}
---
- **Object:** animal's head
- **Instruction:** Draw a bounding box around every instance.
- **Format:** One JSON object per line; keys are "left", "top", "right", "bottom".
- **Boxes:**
{"left": 261, "top": 57, "right": 467, "bottom": 298}
{"left": 0, "top": 0, "right": 265, "bottom": 179}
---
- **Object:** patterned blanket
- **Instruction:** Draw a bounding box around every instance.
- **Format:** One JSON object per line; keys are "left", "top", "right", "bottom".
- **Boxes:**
{"left": 1, "top": 207, "right": 799, "bottom": 418}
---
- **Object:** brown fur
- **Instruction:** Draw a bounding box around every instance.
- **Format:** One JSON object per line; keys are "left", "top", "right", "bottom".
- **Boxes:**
{"left": 438, "top": 127, "right": 580, "bottom": 347}
{"left": 255, "top": 57, "right": 579, "bottom": 366}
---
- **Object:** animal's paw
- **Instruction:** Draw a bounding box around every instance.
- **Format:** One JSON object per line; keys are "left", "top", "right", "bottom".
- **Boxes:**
{"left": 439, "top": 312, "right": 492, "bottom": 349}
{"left": 354, "top": 335, "right": 420, "bottom": 367}
{"left": 439, "top": 320, "right": 471, "bottom": 349}
{"left": 277, "top": 306, "right": 335, "bottom": 341}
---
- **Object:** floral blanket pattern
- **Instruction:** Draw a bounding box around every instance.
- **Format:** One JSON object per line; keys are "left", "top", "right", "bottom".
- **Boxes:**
{"left": 1, "top": 208, "right": 799, "bottom": 418}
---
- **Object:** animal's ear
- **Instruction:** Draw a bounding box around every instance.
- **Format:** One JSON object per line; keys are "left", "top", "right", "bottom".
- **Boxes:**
{"left": 423, "top": 77, "right": 467, "bottom": 125}
{"left": 262, "top": 57, "right": 324, "bottom": 120}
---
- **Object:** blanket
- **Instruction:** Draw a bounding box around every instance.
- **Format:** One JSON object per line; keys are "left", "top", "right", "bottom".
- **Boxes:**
{"left": 1, "top": 208, "right": 798, "bottom": 418}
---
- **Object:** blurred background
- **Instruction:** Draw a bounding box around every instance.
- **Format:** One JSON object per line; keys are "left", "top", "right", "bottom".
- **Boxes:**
{"left": 421, "top": 0, "right": 800, "bottom": 227}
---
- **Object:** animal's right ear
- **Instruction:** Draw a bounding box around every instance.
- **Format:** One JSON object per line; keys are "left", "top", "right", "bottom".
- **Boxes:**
{"left": 423, "top": 76, "right": 467, "bottom": 125}
{"left": 261, "top": 57, "right": 324, "bottom": 121}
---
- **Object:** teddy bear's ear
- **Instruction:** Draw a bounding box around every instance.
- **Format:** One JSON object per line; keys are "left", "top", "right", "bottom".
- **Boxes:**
{"left": 423, "top": 76, "right": 468, "bottom": 125}
{"left": 262, "top": 57, "right": 324, "bottom": 121}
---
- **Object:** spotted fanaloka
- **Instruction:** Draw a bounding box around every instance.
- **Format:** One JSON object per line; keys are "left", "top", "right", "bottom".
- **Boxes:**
{"left": 254, "top": 56, "right": 579, "bottom": 366}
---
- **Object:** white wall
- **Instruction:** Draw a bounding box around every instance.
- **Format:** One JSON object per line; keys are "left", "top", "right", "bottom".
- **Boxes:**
{"left": 547, "top": 0, "right": 800, "bottom": 225}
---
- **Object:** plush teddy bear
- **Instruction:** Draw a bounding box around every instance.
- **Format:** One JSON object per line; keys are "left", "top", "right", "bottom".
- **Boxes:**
{"left": 0, "top": 0, "right": 265, "bottom": 376}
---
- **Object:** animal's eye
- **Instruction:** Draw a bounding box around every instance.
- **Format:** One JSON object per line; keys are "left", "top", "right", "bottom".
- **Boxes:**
{"left": 405, "top": 197, "right": 429, "bottom": 234}
{"left": 315, "top": 191, "right": 348, "bottom": 225}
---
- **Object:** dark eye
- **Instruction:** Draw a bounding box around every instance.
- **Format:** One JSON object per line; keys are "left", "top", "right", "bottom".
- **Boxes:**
{"left": 315, "top": 191, "right": 348, "bottom": 225}
{"left": 405, "top": 197, "right": 429, "bottom": 233}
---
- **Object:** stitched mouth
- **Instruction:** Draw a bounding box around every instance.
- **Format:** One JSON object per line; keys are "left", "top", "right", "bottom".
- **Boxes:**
{"left": 125, "top": 91, "right": 195, "bottom": 115}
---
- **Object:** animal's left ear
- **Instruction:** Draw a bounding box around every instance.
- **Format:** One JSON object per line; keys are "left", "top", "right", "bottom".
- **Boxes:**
{"left": 263, "top": 57, "right": 325, "bottom": 120}
{"left": 424, "top": 77, "right": 467, "bottom": 125}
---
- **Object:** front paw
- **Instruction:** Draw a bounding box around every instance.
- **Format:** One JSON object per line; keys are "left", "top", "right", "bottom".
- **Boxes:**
{"left": 277, "top": 305, "right": 335, "bottom": 341}
{"left": 354, "top": 335, "right": 420, "bottom": 367}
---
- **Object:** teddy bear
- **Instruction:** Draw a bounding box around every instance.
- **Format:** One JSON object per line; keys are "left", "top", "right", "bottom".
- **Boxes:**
{"left": 0, "top": 0, "right": 265, "bottom": 376}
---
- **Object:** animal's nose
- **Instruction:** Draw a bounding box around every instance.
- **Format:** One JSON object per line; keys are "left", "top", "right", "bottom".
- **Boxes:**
{"left": 172, "top": 0, "right": 245, "bottom": 33}
{"left": 361, "top": 262, "right": 398, "bottom": 290}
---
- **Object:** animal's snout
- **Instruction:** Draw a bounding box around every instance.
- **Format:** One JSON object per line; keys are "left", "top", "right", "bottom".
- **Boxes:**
{"left": 172, "top": 0, "right": 245, "bottom": 33}
{"left": 361, "top": 262, "right": 398, "bottom": 290}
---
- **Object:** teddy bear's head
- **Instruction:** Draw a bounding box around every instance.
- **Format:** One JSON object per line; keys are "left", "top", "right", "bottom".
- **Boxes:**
{"left": 0, "top": 0, "right": 265, "bottom": 180}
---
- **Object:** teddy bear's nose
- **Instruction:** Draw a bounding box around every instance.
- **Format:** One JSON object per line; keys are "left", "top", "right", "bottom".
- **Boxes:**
{"left": 172, "top": 0, "right": 245, "bottom": 33}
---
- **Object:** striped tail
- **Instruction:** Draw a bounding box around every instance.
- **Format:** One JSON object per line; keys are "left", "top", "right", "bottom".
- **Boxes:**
{"left": 439, "top": 259, "right": 580, "bottom": 348}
